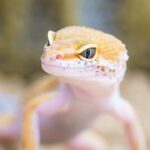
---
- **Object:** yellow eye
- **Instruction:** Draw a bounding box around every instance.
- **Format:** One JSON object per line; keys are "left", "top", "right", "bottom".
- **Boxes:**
{"left": 79, "top": 48, "right": 96, "bottom": 59}
{"left": 78, "top": 44, "right": 97, "bottom": 61}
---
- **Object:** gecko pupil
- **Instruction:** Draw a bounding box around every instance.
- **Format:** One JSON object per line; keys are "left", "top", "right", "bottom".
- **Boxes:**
{"left": 81, "top": 48, "right": 96, "bottom": 59}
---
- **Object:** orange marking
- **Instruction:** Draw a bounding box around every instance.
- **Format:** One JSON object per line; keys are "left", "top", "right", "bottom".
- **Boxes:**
{"left": 55, "top": 26, "right": 127, "bottom": 62}
{"left": 62, "top": 53, "right": 77, "bottom": 60}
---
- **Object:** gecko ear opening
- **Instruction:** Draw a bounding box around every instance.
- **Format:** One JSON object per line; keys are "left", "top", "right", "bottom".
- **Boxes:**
{"left": 48, "top": 31, "right": 56, "bottom": 45}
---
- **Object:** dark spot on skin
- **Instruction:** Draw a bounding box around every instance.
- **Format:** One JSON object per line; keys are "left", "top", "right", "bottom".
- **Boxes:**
{"left": 110, "top": 69, "right": 116, "bottom": 77}
{"left": 97, "top": 66, "right": 100, "bottom": 69}
{"left": 101, "top": 66, "right": 105, "bottom": 71}
{"left": 56, "top": 54, "right": 62, "bottom": 59}
{"left": 112, "top": 69, "right": 116, "bottom": 73}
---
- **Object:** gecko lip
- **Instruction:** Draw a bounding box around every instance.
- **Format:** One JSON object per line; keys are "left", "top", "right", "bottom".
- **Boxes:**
{"left": 41, "top": 62, "right": 81, "bottom": 78}
{"left": 41, "top": 61, "right": 99, "bottom": 77}
{"left": 41, "top": 62, "right": 93, "bottom": 70}
{"left": 41, "top": 62, "right": 119, "bottom": 83}
{"left": 41, "top": 62, "right": 122, "bottom": 82}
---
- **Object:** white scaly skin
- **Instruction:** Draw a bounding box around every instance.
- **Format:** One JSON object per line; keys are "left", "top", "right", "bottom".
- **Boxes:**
{"left": 22, "top": 26, "right": 147, "bottom": 150}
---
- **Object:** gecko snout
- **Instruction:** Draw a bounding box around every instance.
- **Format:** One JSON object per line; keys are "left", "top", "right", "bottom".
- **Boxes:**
{"left": 42, "top": 49, "right": 62, "bottom": 60}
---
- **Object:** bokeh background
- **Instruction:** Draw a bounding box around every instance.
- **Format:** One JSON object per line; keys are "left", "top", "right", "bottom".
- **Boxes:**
{"left": 0, "top": 0, "right": 150, "bottom": 149}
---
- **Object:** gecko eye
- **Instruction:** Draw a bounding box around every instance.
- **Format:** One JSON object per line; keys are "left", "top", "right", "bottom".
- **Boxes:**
{"left": 79, "top": 48, "right": 96, "bottom": 60}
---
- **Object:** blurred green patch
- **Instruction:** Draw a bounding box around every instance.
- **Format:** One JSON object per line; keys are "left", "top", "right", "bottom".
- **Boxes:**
{"left": 118, "top": 0, "right": 150, "bottom": 70}
{"left": 0, "top": 0, "right": 74, "bottom": 80}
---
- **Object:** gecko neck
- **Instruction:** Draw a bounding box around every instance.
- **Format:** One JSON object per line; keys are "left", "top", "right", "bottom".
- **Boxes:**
{"left": 58, "top": 77, "right": 119, "bottom": 102}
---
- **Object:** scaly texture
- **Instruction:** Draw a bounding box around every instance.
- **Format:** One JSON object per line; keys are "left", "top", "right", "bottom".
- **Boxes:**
{"left": 56, "top": 26, "right": 127, "bottom": 61}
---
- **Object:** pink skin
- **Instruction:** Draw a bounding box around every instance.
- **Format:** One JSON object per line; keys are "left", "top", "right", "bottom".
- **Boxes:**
{"left": 22, "top": 54, "right": 146, "bottom": 150}
{"left": 0, "top": 49, "right": 146, "bottom": 150}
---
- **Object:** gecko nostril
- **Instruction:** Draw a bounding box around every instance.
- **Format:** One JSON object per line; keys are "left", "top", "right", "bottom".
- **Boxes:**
{"left": 56, "top": 54, "right": 62, "bottom": 60}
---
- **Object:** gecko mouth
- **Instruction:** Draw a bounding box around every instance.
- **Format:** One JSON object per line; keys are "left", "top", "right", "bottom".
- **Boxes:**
{"left": 41, "top": 62, "right": 95, "bottom": 71}
{"left": 41, "top": 62, "right": 100, "bottom": 79}
{"left": 41, "top": 62, "right": 125, "bottom": 84}
{"left": 41, "top": 62, "right": 120, "bottom": 84}
{"left": 42, "top": 62, "right": 109, "bottom": 77}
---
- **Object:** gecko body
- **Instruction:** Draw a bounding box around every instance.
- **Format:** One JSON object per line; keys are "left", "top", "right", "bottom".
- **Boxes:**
{"left": 22, "top": 26, "right": 146, "bottom": 150}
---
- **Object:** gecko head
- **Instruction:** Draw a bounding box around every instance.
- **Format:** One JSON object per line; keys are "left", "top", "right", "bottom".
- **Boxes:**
{"left": 41, "top": 26, "right": 128, "bottom": 83}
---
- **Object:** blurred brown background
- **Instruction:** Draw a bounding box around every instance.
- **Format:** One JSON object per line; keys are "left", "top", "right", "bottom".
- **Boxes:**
{"left": 0, "top": 0, "right": 150, "bottom": 149}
